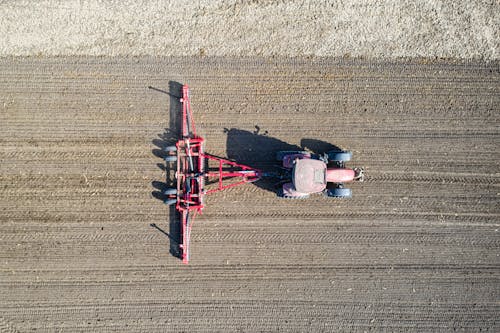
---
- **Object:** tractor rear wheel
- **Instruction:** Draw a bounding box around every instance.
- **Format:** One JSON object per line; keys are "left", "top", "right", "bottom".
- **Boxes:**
{"left": 326, "top": 187, "right": 352, "bottom": 198}
{"left": 276, "top": 151, "right": 309, "bottom": 161}
{"left": 327, "top": 150, "right": 352, "bottom": 162}
{"left": 277, "top": 188, "right": 310, "bottom": 199}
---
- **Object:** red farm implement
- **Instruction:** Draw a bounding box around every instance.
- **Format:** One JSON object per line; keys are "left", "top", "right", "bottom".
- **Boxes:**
{"left": 163, "top": 85, "right": 261, "bottom": 264}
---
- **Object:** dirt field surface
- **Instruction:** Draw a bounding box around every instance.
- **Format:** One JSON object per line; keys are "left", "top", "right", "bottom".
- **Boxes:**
{"left": 0, "top": 57, "right": 499, "bottom": 332}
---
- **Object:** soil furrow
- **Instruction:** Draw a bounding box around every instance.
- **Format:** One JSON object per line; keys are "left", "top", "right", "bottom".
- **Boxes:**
{"left": 0, "top": 57, "right": 498, "bottom": 332}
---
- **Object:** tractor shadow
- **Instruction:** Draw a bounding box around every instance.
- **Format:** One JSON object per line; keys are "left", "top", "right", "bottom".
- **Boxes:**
{"left": 150, "top": 80, "right": 183, "bottom": 259}
{"left": 224, "top": 126, "right": 342, "bottom": 192}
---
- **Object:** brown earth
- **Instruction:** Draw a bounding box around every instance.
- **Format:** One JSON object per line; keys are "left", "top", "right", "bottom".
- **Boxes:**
{"left": 0, "top": 57, "right": 499, "bottom": 332}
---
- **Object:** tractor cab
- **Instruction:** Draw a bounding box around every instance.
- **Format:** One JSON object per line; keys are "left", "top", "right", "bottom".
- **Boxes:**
{"left": 292, "top": 158, "right": 327, "bottom": 193}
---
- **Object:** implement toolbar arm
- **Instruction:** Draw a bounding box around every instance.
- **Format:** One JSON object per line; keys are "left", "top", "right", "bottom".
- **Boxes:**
{"left": 181, "top": 85, "right": 197, "bottom": 138}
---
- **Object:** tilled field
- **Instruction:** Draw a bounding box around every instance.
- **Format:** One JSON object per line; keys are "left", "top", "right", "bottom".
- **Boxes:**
{"left": 0, "top": 57, "right": 499, "bottom": 332}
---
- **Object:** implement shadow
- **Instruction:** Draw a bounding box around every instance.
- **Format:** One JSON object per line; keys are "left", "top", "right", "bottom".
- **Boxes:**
{"left": 150, "top": 81, "right": 183, "bottom": 259}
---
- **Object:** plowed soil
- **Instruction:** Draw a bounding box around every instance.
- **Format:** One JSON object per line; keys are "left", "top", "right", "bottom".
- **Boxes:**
{"left": 0, "top": 57, "right": 499, "bottom": 332}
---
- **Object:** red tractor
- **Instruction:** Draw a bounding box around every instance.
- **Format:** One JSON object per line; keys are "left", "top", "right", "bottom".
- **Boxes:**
{"left": 162, "top": 85, "right": 363, "bottom": 263}
{"left": 276, "top": 151, "right": 364, "bottom": 199}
